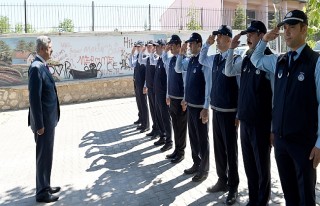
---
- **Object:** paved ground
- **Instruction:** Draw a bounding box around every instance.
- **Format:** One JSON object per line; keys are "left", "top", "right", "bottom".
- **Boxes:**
{"left": 0, "top": 97, "right": 320, "bottom": 206}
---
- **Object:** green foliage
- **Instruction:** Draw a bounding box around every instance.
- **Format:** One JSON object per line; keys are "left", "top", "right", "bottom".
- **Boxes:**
{"left": 305, "top": 0, "right": 320, "bottom": 46}
{"left": 58, "top": 18, "right": 74, "bottom": 32}
{"left": 186, "top": 8, "right": 201, "bottom": 30}
{"left": 0, "top": 40, "right": 12, "bottom": 62}
{"left": 0, "top": 16, "right": 10, "bottom": 34}
{"left": 15, "top": 23, "right": 35, "bottom": 33}
{"left": 15, "top": 39, "right": 35, "bottom": 52}
{"left": 233, "top": 5, "right": 246, "bottom": 30}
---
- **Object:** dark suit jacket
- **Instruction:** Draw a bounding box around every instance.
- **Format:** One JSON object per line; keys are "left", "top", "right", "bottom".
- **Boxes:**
{"left": 28, "top": 56, "right": 60, "bottom": 133}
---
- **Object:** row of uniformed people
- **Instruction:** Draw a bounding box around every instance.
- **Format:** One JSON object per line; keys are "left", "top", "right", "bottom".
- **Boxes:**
{"left": 128, "top": 9, "right": 320, "bottom": 205}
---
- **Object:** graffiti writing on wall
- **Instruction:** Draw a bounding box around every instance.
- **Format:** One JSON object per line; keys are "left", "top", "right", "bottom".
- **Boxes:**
{"left": 0, "top": 33, "right": 171, "bottom": 85}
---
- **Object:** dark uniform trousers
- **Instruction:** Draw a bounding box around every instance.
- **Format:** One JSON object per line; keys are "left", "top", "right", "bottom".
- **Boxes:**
{"left": 155, "top": 92, "right": 172, "bottom": 142}
{"left": 134, "top": 83, "right": 149, "bottom": 129}
{"left": 240, "top": 121, "right": 271, "bottom": 206}
{"left": 147, "top": 88, "right": 159, "bottom": 133}
{"left": 133, "top": 82, "right": 141, "bottom": 122}
{"left": 188, "top": 106, "right": 209, "bottom": 172}
{"left": 274, "top": 136, "right": 316, "bottom": 206}
{"left": 169, "top": 98, "right": 187, "bottom": 155}
{"left": 212, "top": 109, "right": 239, "bottom": 190}
{"left": 34, "top": 127, "right": 55, "bottom": 196}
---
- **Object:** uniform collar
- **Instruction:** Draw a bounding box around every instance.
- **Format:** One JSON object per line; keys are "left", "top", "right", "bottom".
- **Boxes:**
{"left": 289, "top": 43, "right": 306, "bottom": 59}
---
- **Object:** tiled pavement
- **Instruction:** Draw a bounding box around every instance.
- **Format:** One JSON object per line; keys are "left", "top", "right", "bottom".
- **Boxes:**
{"left": 0, "top": 97, "right": 319, "bottom": 206}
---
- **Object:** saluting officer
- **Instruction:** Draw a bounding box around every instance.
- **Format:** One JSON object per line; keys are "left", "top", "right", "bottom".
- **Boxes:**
{"left": 224, "top": 21, "right": 273, "bottom": 205}
{"left": 129, "top": 41, "right": 150, "bottom": 132}
{"left": 176, "top": 32, "right": 211, "bottom": 182}
{"left": 161, "top": 35, "right": 187, "bottom": 160}
{"left": 151, "top": 39, "right": 173, "bottom": 154}
{"left": 199, "top": 25, "right": 240, "bottom": 205}
{"left": 138, "top": 40, "right": 161, "bottom": 138}
{"left": 251, "top": 10, "right": 320, "bottom": 205}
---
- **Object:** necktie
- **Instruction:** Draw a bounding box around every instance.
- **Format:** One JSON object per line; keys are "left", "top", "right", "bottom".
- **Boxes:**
{"left": 170, "top": 56, "right": 176, "bottom": 69}
{"left": 289, "top": 51, "right": 297, "bottom": 68}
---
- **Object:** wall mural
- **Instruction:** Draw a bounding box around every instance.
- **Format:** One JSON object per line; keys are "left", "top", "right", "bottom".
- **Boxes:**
{"left": 0, "top": 34, "right": 167, "bottom": 86}
{"left": 0, "top": 32, "right": 218, "bottom": 87}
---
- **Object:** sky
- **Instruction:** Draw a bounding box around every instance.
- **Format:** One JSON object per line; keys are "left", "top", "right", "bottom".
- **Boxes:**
{"left": 0, "top": 0, "right": 175, "bottom": 6}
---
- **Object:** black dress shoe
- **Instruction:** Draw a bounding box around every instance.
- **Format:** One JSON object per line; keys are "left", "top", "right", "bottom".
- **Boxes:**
{"left": 36, "top": 192, "right": 59, "bottom": 203}
{"left": 140, "top": 127, "right": 150, "bottom": 133}
{"left": 166, "top": 151, "right": 177, "bottom": 159}
{"left": 150, "top": 133, "right": 160, "bottom": 140}
{"left": 160, "top": 143, "right": 172, "bottom": 152}
{"left": 137, "top": 125, "right": 144, "bottom": 130}
{"left": 184, "top": 164, "right": 199, "bottom": 175}
{"left": 207, "top": 181, "right": 228, "bottom": 193}
{"left": 49, "top": 186, "right": 61, "bottom": 194}
{"left": 192, "top": 171, "right": 208, "bottom": 182}
{"left": 226, "top": 190, "right": 238, "bottom": 205}
{"left": 171, "top": 155, "right": 184, "bottom": 163}
{"left": 134, "top": 120, "right": 141, "bottom": 125}
{"left": 154, "top": 137, "right": 165, "bottom": 146}
{"left": 146, "top": 131, "right": 154, "bottom": 136}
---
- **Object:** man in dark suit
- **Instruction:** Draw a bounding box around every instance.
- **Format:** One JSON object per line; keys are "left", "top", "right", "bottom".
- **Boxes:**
{"left": 28, "top": 36, "right": 61, "bottom": 203}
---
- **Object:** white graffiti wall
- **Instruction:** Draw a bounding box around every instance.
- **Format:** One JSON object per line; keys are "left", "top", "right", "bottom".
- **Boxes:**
{"left": 0, "top": 31, "right": 233, "bottom": 86}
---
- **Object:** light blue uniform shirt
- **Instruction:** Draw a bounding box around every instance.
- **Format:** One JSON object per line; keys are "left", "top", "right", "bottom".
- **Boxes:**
{"left": 251, "top": 40, "right": 320, "bottom": 148}
{"left": 175, "top": 52, "right": 212, "bottom": 109}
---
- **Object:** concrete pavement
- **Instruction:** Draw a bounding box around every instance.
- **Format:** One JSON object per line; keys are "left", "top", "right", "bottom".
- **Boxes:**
{"left": 0, "top": 97, "right": 320, "bottom": 206}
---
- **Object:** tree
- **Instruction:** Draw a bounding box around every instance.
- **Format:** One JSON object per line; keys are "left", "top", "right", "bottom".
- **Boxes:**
{"left": 305, "top": 0, "right": 320, "bottom": 47}
{"left": 58, "top": 18, "right": 74, "bottom": 32}
{"left": 186, "top": 7, "right": 201, "bottom": 30}
{"left": 15, "top": 39, "right": 35, "bottom": 52}
{"left": 14, "top": 23, "right": 35, "bottom": 33}
{"left": 0, "top": 16, "right": 10, "bottom": 34}
{"left": 233, "top": 5, "right": 246, "bottom": 30}
{"left": 0, "top": 40, "right": 12, "bottom": 62}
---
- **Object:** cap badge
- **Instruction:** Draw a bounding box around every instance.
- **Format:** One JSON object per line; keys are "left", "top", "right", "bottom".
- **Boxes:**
{"left": 286, "top": 12, "right": 292, "bottom": 18}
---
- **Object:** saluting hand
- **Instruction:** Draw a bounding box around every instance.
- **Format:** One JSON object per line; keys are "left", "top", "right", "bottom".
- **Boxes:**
{"left": 131, "top": 47, "right": 136, "bottom": 55}
{"left": 165, "top": 44, "right": 170, "bottom": 52}
{"left": 263, "top": 27, "right": 280, "bottom": 42}
{"left": 309, "top": 146, "right": 320, "bottom": 168}
{"left": 200, "top": 109, "right": 209, "bottom": 124}
{"left": 180, "top": 43, "right": 187, "bottom": 55}
{"left": 230, "top": 33, "right": 241, "bottom": 49}
{"left": 142, "top": 46, "right": 146, "bottom": 53}
{"left": 207, "top": 35, "right": 215, "bottom": 45}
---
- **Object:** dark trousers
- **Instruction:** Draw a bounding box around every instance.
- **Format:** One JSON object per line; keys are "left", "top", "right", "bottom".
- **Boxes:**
{"left": 134, "top": 83, "right": 149, "bottom": 128}
{"left": 212, "top": 110, "right": 239, "bottom": 190}
{"left": 169, "top": 98, "right": 187, "bottom": 155}
{"left": 147, "top": 88, "right": 159, "bottom": 133}
{"left": 240, "top": 121, "right": 271, "bottom": 206}
{"left": 134, "top": 82, "right": 141, "bottom": 122}
{"left": 34, "top": 127, "right": 55, "bottom": 196}
{"left": 188, "top": 106, "right": 209, "bottom": 172}
{"left": 155, "top": 92, "right": 172, "bottom": 142}
{"left": 274, "top": 135, "right": 316, "bottom": 206}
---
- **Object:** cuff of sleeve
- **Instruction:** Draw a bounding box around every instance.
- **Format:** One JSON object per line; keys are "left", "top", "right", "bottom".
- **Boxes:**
{"left": 203, "top": 102, "right": 209, "bottom": 109}
{"left": 315, "top": 137, "right": 320, "bottom": 149}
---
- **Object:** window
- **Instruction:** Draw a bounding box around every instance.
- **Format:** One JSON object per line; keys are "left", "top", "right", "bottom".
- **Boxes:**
{"left": 246, "top": 10, "right": 255, "bottom": 26}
